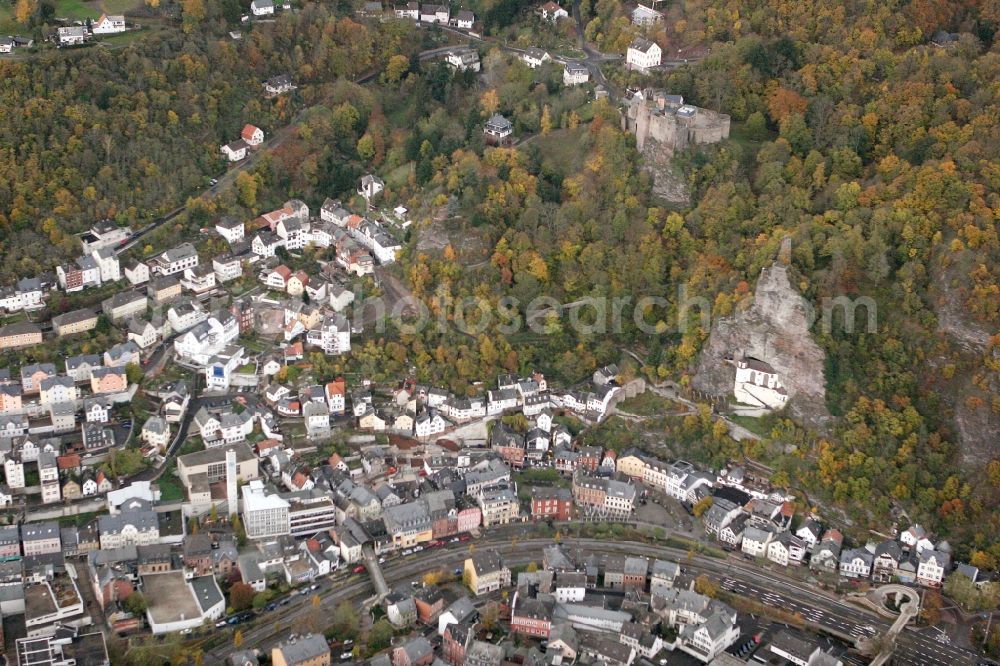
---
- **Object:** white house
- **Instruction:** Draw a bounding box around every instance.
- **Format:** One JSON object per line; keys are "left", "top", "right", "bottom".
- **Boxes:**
{"left": 151, "top": 243, "right": 199, "bottom": 276}
{"left": 91, "top": 248, "right": 121, "bottom": 282}
{"left": 304, "top": 401, "right": 331, "bottom": 439}
{"left": 538, "top": 1, "right": 568, "bottom": 21}
{"left": 839, "top": 548, "right": 873, "bottom": 579}
{"left": 92, "top": 13, "right": 126, "bottom": 34}
{"left": 563, "top": 62, "right": 589, "bottom": 86}
{"left": 420, "top": 3, "right": 449, "bottom": 23}
{"left": 414, "top": 411, "right": 448, "bottom": 439}
{"left": 124, "top": 261, "right": 150, "bottom": 286}
{"left": 141, "top": 416, "right": 170, "bottom": 450}
{"left": 630, "top": 4, "right": 662, "bottom": 25}
{"left": 215, "top": 217, "right": 245, "bottom": 243}
{"left": 57, "top": 26, "right": 88, "bottom": 45}
{"left": 251, "top": 0, "right": 274, "bottom": 15}
{"left": 221, "top": 140, "right": 248, "bottom": 162}
{"left": 733, "top": 356, "right": 789, "bottom": 410}
{"left": 204, "top": 347, "right": 245, "bottom": 391}
{"left": 626, "top": 37, "right": 661, "bottom": 72}
{"left": 446, "top": 50, "right": 481, "bottom": 72}
{"left": 241, "top": 124, "right": 265, "bottom": 147}
{"left": 453, "top": 9, "right": 474, "bottom": 28}
{"left": 305, "top": 314, "right": 351, "bottom": 355}
{"left": 167, "top": 302, "right": 207, "bottom": 333}
{"left": 917, "top": 550, "right": 950, "bottom": 588}
{"left": 128, "top": 319, "right": 160, "bottom": 349}
{"left": 213, "top": 255, "right": 243, "bottom": 283}
{"left": 521, "top": 48, "right": 551, "bottom": 69}
{"left": 741, "top": 527, "right": 773, "bottom": 558}
{"left": 173, "top": 316, "right": 239, "bottom": 366}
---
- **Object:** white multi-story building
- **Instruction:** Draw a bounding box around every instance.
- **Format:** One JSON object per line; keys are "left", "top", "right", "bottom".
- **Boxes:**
{"left": 626, "top": 37, "right": 661, "bottom": 72}
{"left": 142, "top": 416, "right": 171, "bottom": 450}
{"left": 174, "top": 315, "right": 239, "bottom": 366}
{"left": 305, "top": 314, "right": 351, "bottom": 355}
{"left": 242, "top": 480, "right": 291, "bottom": 539}
{"left": 213, "top": 255, "right": 243, "bottom": 283}
{"left": 150, "top": 243, "right": 199, "bottom": 276}
{"left": 917, "top": 550, "right": 949, "bottom": 587}
{"left": 563, "top": 62, "right": 589, "bottom": 86}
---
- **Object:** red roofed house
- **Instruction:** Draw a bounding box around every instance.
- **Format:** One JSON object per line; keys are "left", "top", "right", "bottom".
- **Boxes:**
{"left": 284, "top": 341, "right": 304, "bottom": 361}
{"left": 241, "top": 124, "right": 264, "bottom": 147}
{"left": 329, "top": 454, "right": 348, "bottom": 472}
{"left": 325, "top": 378, "right": 346, "bottom": 414}
{"left": 95, "top": 470, "right": 113, "bottom": 494}
{"left": 57, "top": 454, "right": 82, "bottom": 473}
{"left": 255, "top": 439, "right": 282, "bottom": 455}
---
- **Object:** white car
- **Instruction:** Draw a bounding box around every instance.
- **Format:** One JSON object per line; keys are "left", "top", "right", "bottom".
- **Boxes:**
{"left": 413, "top": 545, "right": 424, "bottom": 552}
{"left": 402, "top": 549, "right": 413, "bottom": 556}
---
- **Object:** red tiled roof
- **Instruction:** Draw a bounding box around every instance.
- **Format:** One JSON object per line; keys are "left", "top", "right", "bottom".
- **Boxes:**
{"left": 241, "top": 124, "right": 260, "bottom": 141}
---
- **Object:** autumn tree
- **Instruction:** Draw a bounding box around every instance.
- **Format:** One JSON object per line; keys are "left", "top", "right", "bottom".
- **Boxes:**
{"left": 235, "top": 172, "right": 258, "bottom": 209}
{"left": 540, "top": 105, "right": 552, "bottom": 135}
{"left": 693, "top": 575, "right": 719, "bottom": 598}
{"left": 14, "top": 0, "right": 35, "bottom": 24}
{"left": 382, "top": 55, "right": 410, "bottom": 85}
{"left": 692, "top": 496, "right": 713, "bottom": 517}
{"left": 767, "top": 87, "right": 808, "bottom": 124}
{"left": 480, "top": 89, "right": 500, "bottom": 117}
{"left": 229, "top": 583, "right": 255, "bottom": 612}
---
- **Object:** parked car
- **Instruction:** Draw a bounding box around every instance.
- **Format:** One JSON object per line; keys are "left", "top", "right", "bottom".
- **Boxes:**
{"left": 402, "top": 549, "right": 413, "bottom": 556}
{"left": 353, "top": 565, "right": 365, "bottom": 574}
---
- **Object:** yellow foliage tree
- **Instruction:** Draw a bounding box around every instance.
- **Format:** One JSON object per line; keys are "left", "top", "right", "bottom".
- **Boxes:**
{"left": 480, "top": 89, "right": 499, "bottom": 117}
{"left": 14, "top": 0, "right": 35, "bottom": 24}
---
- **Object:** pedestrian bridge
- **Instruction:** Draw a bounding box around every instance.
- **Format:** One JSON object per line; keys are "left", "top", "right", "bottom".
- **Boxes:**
{"left": 361, "top": 543, "right": 389, "bottom": 599}
{"left": 866, "top": 585, "right": 921, "bottom": 666}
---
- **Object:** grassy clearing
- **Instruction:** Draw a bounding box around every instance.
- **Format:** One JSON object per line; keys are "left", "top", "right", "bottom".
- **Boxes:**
{"left": 95, "top": 27, "right": 153, "bottom": 47}
{"left": 54, "top": 0, "right": 101, "bottom": 19}
{"left": 98, "top": 0, "right": 144, "bottom": 13}
{"left": 524, "top": 126, "right": 588, "bottom": 176}
{"left": 617, "top": 391, "right": 678, "bottom": 416}
{"left": 728, "top": 414, "right": 772, "bottom": 438}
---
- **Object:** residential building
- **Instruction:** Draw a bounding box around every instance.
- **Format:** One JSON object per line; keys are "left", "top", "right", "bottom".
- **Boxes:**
{"left": 464, "top": 551, "right": 511, "bottom": 595}
{"left": 563, "top": 62, "right": 589, "bottom": 85}
{"left": 0, "top": 322, "right": 43, "bottom": 349}
{"left": 917, "top": 550, "right": 950, "bottom": 587}
{"left": 484, "top": 114, "right": 513, "bottom": 145}
{"left": 626, "top": 37, "right": 661, "bottom": 71}
{"left": 92, "top": 13, "right": 126, "bottom": 33}
{"left": 539, "top": 1, "right": 568, "bottom": 21}
{"left": 530, "top": 487, "right": 573, "bottom": 520}
{"left": 630, "top": 4, "right": 662, "bottom": 25}
{"left": 150, "top": 243, "right": 199, "bottom": 276}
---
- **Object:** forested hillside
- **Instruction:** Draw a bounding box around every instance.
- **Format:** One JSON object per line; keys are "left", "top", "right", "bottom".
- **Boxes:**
{"left": 0, "top": 3, "right": 414, "bottom": 279}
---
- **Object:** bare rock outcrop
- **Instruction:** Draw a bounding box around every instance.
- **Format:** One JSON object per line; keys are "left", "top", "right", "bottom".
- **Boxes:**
{"left": 692, "top": 260, "right": 831, "bottom": 429}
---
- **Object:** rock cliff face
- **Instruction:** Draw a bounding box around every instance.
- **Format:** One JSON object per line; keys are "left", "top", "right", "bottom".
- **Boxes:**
{"left": 692, "top": 261, "right": 831, "bottom": 429}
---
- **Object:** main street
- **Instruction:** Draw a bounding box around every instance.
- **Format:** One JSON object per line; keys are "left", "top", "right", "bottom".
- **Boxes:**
{"left": 199, "top": 535, "right": 981, "bottom": 665}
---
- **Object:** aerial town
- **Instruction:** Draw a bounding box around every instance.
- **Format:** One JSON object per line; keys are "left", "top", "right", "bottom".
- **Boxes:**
{"left": 0, "top": 183, "right": 985, "bottom": 666}
{"left": 0, "top": 0, "right": 998, "bottom": 663}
